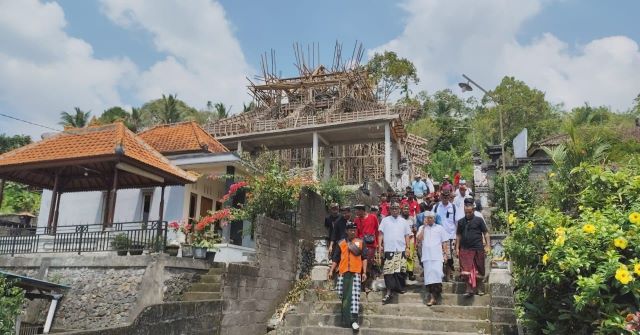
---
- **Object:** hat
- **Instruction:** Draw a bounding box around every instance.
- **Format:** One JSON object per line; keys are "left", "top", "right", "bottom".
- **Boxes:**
{"left": 329, "top": 202, "right": 339, "bottom": 208}
{"left": 459, "top": 179, "right": 467, "bottom": 185}
{"left": 444, "top": 174, "right": 450, "bottom": 179}
{"left": 346, "top": 221, "right": 357, "bottom": 230}
{"left": 354, "top": 204, "right": 366, "bottom": 210}
{"left": 370, "top": 205, "right": 379, "bottom": 211}
{"left": 340, "top": 205, "right": 351, "bottom": 211}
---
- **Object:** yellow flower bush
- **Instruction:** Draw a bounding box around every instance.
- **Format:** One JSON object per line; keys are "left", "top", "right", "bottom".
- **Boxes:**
{"left": 630, "top": 212, "right": 640, "bottom": 225}
{"left": 526, "top": 221, "right": 535, "bottom": 230}
{"left": 616, "top": 266, "right": 634, "bottom": 285}
{"left": 635, "top": 263, "right": 640, "bottom": 276}
{"left": 582, "top": 224, "right": 596, "bottom": 234}
{"left": 555, "top": 227, "right": 566, "bottom": 236}
{"left": 614, "top": 237, "right": 628, "bottom": 249}
{"left": 508, "top": 213, "right": 517, "bottom": 225}
{"left": 542, "top": 253, "right": 549, "bottom": 265}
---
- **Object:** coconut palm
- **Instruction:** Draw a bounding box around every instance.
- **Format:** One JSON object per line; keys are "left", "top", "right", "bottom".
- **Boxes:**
{"left": 214, "top": 103, "right": 229, "bottom": 119}
{"left": 59, "top": 107, "right": 91, "bottom": 128}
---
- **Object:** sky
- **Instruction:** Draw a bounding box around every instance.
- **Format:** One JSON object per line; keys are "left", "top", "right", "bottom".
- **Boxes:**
{"left": 1, "top": 0, "right": 639, "bottom": 139}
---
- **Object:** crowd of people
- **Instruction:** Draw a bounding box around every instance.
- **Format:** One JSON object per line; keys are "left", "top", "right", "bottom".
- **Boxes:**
{"left": 325, "top": 173, "right": 491, "bottom": 330}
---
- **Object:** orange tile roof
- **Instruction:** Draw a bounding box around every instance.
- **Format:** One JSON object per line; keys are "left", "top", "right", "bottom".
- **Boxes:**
{"left": 138, "top": 121, "right": 228, "bottom": 155}
{"left": 0, "top": 122, "right": 195, "bottom": 184}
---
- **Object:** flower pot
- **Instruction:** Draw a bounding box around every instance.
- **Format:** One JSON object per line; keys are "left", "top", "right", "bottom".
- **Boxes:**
{"left": 205, "top": 251, "right": 216, "bottom": 264}
{"left": 116, "top": 250, "right": 128, "bottom": 256}
{"left": 193, "top": 246, "right": 207, "bottom": 259}
{"left": 165, "top": 245, "right": 179, "bottom": 257}
{"left": 181, "top": 244, "right": 194, "bottom": 258}
{"left": 129, "top": 244, "right": 144, "bottom": 256}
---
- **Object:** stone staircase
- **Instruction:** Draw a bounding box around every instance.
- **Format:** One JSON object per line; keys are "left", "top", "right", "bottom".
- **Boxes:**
{"left": 183, "top": 263, "right": 225, "bottom": 301}
{"left": 273, "top": 281, "right": 492, "bottom": 334}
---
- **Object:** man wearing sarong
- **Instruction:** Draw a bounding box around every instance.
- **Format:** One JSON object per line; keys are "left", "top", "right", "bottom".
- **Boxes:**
{"left": 354, "top": 204, "right": 379, "bottom": 291}
{"left": 416, "top": 212, "right": 448, "bottom": 306}
{"left": 378, "top": 202, "right": 411, "bottom": 304}
{"left": 328, "top": 222, "right": 367, "bottom": 330}
{"left": 456, "top": 201, "right": 491, "bottom": 297}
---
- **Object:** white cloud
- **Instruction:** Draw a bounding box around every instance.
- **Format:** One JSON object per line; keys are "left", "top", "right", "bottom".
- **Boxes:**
{"left": 371, "top": 0, "right": 640, "bottom": 111}
{"left": 0, "top": 0, "right": 136, "bottom": 137}
{"left": 100, "top": 0, "right": 253, "bottom": 113}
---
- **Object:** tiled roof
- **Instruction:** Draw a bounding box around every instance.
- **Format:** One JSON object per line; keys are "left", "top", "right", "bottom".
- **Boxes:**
{"left": 0, "top": 122, "right": 195, "bottom": 183}
{"left": 139, "top": 121, "right": 228, "bottom": 155}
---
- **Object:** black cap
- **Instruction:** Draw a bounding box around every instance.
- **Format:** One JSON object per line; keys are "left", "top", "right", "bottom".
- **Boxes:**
{"left": 354, "top": 204, "right": 366, "bottom": 210}
{"left": 346, "top": 221, "right": 357, "bottom": 230}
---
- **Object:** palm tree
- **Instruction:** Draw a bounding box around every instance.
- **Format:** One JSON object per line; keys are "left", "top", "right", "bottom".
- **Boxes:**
{"left": 158, "top": 94, "right": 182, "bottom": 124}
{"left": 127, "top": 107, "right": 143, "bottom": 132}
{"left": 59, "top": 107, "right": 91, "bottom": 128}
{"left": 214, "top": 103, "right": 229, "bottom": 119}
{"left": 242, "top": 101, "right": 255, "bottom": 113}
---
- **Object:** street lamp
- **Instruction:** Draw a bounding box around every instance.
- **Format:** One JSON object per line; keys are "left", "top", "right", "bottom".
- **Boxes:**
{"left": 459, "top": 74, "right": 510, "bottom": 223}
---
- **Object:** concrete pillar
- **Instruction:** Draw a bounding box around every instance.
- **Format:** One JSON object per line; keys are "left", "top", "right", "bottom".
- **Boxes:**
{"left": 237, "top": 141, "right": 243, "bottom": 155}
{"left": 391, "top": 142, "right": 399, "bottom": 178}
{"left": 384, "top": 123, "right": 391, "bottom": 183}
{"left": 323, "top": 147, "right": 331, "bottom": 181}
{"left": 312, "top": 132, "right": 319, "bottom": 181}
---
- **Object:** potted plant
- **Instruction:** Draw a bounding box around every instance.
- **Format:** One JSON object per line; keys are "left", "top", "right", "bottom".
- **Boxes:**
{"left": 165, "top": 240, "right": 180, "bottom": 256}
{"left": 129, "top": 241, "right": 145, "bottom": 255}
{"left": 169, "top": 220, "right": 194, "bottom": 258}
{"left": 112, "top": 233, "right": 130, "bottom": 256}
{"left": 192, "top": 228, "right": 221, "bottom": 263}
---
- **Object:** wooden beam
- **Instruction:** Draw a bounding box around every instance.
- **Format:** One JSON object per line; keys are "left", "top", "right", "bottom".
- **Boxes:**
{"left": 52, "top": 191, "right": 61, "bottom": 233}
{"left": 158, "top": 185, "right": 165, "bottom": 223}
{"left": 47, "top": 172, "right": 60, "bottom": 233}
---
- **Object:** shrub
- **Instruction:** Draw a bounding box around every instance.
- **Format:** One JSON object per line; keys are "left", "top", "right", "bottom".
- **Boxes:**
{"left": 317, "top": 177, "right": 347, "bottom": 207}
{"left": 111, "top": 233, "right": 130, "bottom": 251}
{"left": 492, "top": 164, "right": 538, "bottom": 233}
{"left": 505, "top": 161, "right": 640, "bottom": 334}
{"left": 0, "top": 275, "right": 24, "bottom": 334}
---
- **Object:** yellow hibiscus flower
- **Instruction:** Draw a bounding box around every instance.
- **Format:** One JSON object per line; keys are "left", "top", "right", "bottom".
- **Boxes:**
{"left": 555, "top": 227, "right": 566, "bottom": 236}
{"left": 614, "top": 237, "right": 628, "bottom": 250}
{"left": 554, "top": 235, "right": 566, "bottom": 246}
{"left": 526, "top": 221, "right": 535, "bottom": 230}
{"left": 542, "top": 253, "right": 549, "bottom": 265}
{"left": 549, "top": 172, "right": 556, "bottom": 178}
{"left": 508, "top": 213, "right": 517, "bottom": 225}
{"left": 634, "top": 264, "right": 640, "bottom": 276}
{"left": 583, "top": 224, "right": 596, "bottom": 234}
{"left": 629, "top": 212, "right": 640, "bottom": 225}
{"left": 615, "top": 267, "right": 634, "bottom": 285}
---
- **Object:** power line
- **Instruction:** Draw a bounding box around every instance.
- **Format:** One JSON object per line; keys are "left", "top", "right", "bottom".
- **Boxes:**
{"left": 0, "top": 112, "right": 63, "bottom": 133}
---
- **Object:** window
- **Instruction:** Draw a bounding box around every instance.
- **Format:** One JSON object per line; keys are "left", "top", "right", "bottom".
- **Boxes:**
{"left": 141, "top": 190, "right": 153, "bottom": 223}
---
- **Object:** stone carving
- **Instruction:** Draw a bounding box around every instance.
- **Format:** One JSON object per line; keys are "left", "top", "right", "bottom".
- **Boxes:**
{"left": 473, "top": 165, "right": 489, "bottom": 188}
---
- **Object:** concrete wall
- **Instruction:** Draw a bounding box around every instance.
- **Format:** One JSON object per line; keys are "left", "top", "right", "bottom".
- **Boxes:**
{"left": 59, "top": 300, "right": 223, "bottom": 335}
{"left": 220, "top": 216, "right": 297, "bottom": 335}
{"left": 0, "top": 255, "right": 209, "bottom": 332}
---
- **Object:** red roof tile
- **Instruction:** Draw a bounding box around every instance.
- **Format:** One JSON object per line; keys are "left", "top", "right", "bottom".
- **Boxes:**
{"left": 0, "top": 122, "right": 195, "bottom": 184}
{"left": 138, "top": 121, "right": 228, "bottom": 155}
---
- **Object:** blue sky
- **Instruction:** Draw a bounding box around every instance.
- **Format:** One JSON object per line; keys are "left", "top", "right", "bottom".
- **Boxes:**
{"left": 1, "top": 0, "right": 639, "bottom": 138}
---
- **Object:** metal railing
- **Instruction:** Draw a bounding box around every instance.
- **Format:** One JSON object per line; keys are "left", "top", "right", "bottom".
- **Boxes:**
{"left": 0, "top": 221, "right": 167, "bottom": 256}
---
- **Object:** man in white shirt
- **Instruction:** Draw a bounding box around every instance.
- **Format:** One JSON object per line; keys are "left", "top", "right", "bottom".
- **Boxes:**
{"left": 453, "top": 180, "right": 473, "bottom": 222}
{"left": 412, "top": 175, "right": 428, "bottom": 202}
{"left": 378, "top": 202, "right": 411, "bottom": 304}
{"left": 432, "top": 190, "right": 456, "bottom": 281}
{"left": 416, "top": 212, "right": 448, "bottom": 306}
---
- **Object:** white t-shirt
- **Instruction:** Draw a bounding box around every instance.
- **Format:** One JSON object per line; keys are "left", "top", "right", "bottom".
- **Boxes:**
{"left": 432, "top": 201, "right": 457, "bottom": 240}
{"left": 379, "top": 215, "right": 411, "bottom": 252}
{"left": 419, "top": 224, "right": 448, "bottom": 262}
{"left": 453, "top": 189, "right": 473, "bottom": 222}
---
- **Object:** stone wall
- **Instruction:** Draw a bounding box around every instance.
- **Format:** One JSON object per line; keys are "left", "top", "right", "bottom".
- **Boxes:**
{"left": 59, "top": 300, "right": 223, "bottom": 335}
{"left": 0, "top": 255, "right": 210, "bottom": 332}
{"left": 220, "top": 216, "right": 298, "bottom": 335}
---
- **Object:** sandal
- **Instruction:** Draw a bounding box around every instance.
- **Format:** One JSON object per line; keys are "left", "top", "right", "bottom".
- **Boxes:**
{"left": 382, "top": 294, "right": 392, "bottom": 304}
{"left": 427, "top": 299, "right": 436, "bottom": 306}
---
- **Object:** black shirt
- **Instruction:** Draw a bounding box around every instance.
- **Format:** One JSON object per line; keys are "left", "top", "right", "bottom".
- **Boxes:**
{"left": 324, "top": 214, "right": 341, "bottom": 239}
{"left": 456, "top": 215, "right": 488, "bottom": 250}
{"left": 331, "top": 216, "right": 348, "bottom": 243}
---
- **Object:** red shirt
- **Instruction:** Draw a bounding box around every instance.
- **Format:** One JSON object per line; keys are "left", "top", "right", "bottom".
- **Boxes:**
{"left": 400, "top": 199, "right": 419, "bottom": 216}
{"left": 379, "top": 201, "right": 389, "bottom": 217}
{"left": 355, "top": 214, "right": 379, "bottom": 248}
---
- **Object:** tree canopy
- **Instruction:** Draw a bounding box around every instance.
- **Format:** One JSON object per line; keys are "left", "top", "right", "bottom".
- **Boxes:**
{"left": 367, "top": 51, "right": 419, "bottom": 103}
{"left": 59, "top": 107, "right": 91, "bottom": 128}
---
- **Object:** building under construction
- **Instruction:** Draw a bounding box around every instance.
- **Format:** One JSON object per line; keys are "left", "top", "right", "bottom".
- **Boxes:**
{"left": 204, "top": 43, "right": 429, "bottom": 186}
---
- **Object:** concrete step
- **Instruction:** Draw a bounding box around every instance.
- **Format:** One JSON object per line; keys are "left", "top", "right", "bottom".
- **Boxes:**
{"left": 300, "top": 301, "right": 489, "bottom": 320}
{"left": 207, "top": 267, "right": 225, "bottom": 275}
{"left": 190, "top": 283, "right": 221, "bottom": 292}
{"left": 199, "top": 274, "right": 222, "bottom": 283}
{"left": 284, "top": 313, "right": 490, "bottom": 333}
{"left": 183, "top": 292, "right": 221, "bottom": 301}
{"left": 314, "top": 291, "right": 490, "bottom": 307}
